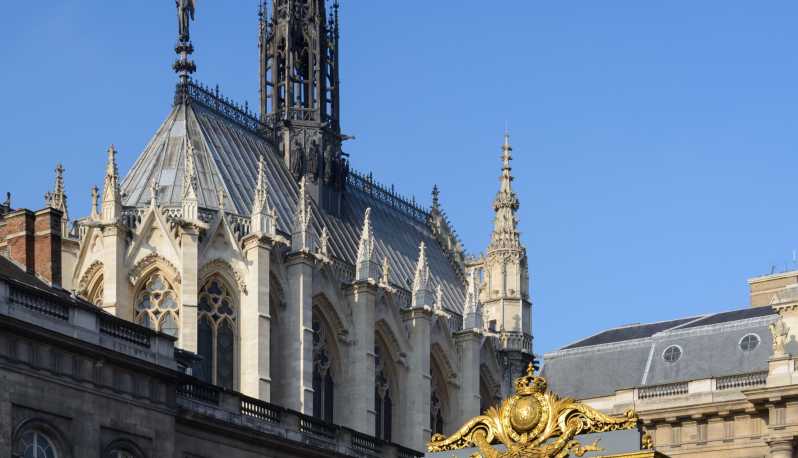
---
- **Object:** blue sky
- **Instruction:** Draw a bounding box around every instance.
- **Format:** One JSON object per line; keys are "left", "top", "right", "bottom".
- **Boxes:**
{"left": 2, "top": 2, "right": 797, "bottom": 356}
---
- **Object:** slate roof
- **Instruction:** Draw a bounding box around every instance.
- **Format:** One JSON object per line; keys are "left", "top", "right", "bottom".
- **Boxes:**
{"left": 542, "top": 306, "right": 778, "bottom": 400}
{"left": 119, "top": 85, "right": 466, "bottom": 313}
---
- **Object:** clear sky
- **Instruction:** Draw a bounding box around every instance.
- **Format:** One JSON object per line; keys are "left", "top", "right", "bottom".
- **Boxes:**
{"left": 2, "top": 2, "right": 798, "bottom": 357}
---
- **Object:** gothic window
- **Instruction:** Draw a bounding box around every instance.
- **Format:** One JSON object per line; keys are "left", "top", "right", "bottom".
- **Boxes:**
{"left": 374, "top": 345, "right": 392, "bottom": 442}
{"left": 16, "top": 430, "right": 58, "bottom": 458}
{"left": 134, "top": 273, "right": 179, "bottom": 339}
{"left": 197, "top": 277, "right": 237, "bottom": 389}
{"left": 312, "top": 318, "right": 334, "bottom": 423}
{"left": 87, "top": 275, "right": 103, "bottom": 307}
{"left": 430, "top": 391, "right": 444, "bottom": 435}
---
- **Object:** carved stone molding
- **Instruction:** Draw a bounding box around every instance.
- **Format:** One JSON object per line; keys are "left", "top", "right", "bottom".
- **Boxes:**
{"left": 77, "top": 260, "right": 104, "bottom": 296}
{"left": 199, "top": 259, "right": 247, "bottom": 295}
{"left": 129, "top": 253, "right": 181, "bottom": 287}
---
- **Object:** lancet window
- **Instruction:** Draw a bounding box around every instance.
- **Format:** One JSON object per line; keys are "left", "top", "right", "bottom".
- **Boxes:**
{"left": 374, "top": 345, "right": 393, "bottom": 442}
{"left": 134, "top": 272, "right": 179, "bottom": 339}
{"left": 197, "top": 277, "right": 236, "bottom": 389}
{"left": 312, "top": 318, "right": 334, "bottom": 423}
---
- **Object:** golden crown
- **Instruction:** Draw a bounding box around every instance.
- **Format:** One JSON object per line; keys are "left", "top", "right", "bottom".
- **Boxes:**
{"left": 514, "top": 362, "right": 547, "bottom": 395}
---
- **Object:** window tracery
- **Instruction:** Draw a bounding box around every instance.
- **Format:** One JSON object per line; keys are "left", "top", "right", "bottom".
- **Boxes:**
{"left": 197, "top": 277, "right": 237, "bottom": 389}
{"left": 134, "top": 273, "right": 179, "bottom": 339}
{"left": 16, "top": 430, "right": 58, "bottom": 458}
{"left": 312, "top": 318, "right": 334, "bottom": 423}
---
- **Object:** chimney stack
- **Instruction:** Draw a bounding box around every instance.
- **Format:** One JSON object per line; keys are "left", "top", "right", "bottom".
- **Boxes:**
{"left": 0, "top": 207, "right": 63, "bottom": 287}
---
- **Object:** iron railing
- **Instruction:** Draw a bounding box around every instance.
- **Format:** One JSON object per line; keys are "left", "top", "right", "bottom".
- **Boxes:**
{"left": 347, "top": 169, "right": 429, "bottom": 224}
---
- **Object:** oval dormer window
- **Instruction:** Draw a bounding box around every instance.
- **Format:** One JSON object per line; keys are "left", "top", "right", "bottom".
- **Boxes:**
{"left": 662, "top": 345, "right": 682, "bottom": 363}
{"left": 739, "top": 333, "right": 760, "bottom": 352}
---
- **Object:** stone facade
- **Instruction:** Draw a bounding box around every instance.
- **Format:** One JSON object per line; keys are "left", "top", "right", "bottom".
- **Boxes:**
{"left": 0, "top": 2, "right": 536, "bottom": 455}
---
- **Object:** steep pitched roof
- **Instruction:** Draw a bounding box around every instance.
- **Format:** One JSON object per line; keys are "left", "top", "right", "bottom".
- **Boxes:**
{"left": 119, "top": 84, "right": 466, "bottom": 314}
{"left": 542, "top": 306, "right": 778, "bottom": 400}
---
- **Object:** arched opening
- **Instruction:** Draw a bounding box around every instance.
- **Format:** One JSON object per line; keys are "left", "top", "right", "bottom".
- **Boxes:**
{"left": 103, "top": 439, "right": 144, "bottom": 458}
{"left": 197, "top": 276, "right": 237, "bottom": 389}
{"left": 134, "top": 271, "right": 179, "bottom": 339}
{"left": 374, "top": 335, "right": 397, "bottom": 442}
{"left": 430, "top": 355, "right": 451, "bottom": 436}
{"left": 86, "top": 274, "right": 103, "bottom": 307}
{"left": 13, "top": 420, "right": 70, "bottom": 458}
{"left": 312, "top": 316, "right": 335, "bottom": 423}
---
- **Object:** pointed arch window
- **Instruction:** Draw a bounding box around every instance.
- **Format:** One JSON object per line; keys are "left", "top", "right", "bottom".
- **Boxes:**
{"left": 197, "top": 277, "right": 237, "bottom": 389}
{"left": 134, "top": 273, "right": 179, "bottom": 339}
{"left": 312, "top": 318, "right": 334, "bottom": 423}
{"left": 374, "top": 346, "right": 392, "bottom": 442}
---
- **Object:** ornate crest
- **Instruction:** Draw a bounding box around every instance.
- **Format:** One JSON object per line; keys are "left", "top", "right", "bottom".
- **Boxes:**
{"left": 428, "top": 364, "right": 639, "bottom": 458}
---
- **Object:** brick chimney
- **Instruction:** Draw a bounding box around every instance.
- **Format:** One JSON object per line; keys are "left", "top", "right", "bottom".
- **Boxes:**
{"left": 0, "top": 207, "right": 63, "bottom": 287}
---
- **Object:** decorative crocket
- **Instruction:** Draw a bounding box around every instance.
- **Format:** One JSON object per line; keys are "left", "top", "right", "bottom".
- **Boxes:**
{"left": 427, "top": 364, "right": 639, "bottom": 458}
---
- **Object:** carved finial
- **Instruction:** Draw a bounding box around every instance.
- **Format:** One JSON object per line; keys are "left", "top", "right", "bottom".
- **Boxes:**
{"left": 463, "top": 267, "right": 483, "bottom": 330}
{"left": 292, "top": 177, "right": 314, "bottom": 252}
{"left": 181, "top": 141, "right": 199, "bottom": 222}
{"left": 90, "top": 185, "right": 99, "bottom": 220}
{"left": 434, "top": 284, "right": 444, "bottom": 313}
{"left": 149, "top": 179, "right": 159, "bottom": 208}
{"left": 251, "top": 156, "right": 276, "bottom": 236}
{"left": 380, "top": 256, "right": 391, "bottom": 287}
{"left": 174, "top": 0, "right": 197, "bottom": 81}
{"left": 44, "top": 163, "right": 69, "bottom": 235}
{"left": 318, "top": 226, "right": 330, "bottom": 258}
{"left": 101, "top": 145, "right": 121, "bottom": 222}
{"left": 355, "top": 208, "right": 377, "bottom": 281}
{"left": 412, "top": 241, "right": 433, "bottom": 308}
{"left": 431, "top": 184, "right": 440, "bottom": 212}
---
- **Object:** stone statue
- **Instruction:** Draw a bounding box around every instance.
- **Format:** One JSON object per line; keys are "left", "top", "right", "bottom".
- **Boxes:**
{"left": 770, "top": 317, "right": 790, "bottom": 357}
{"left": 290, "top": 136, "right": 305, "bottom": 179}
{"left": 176, "top": 0, "right": 196, "bottom": 41}
{"left": 323, "top": 144, "right": 334, "bottom": 184}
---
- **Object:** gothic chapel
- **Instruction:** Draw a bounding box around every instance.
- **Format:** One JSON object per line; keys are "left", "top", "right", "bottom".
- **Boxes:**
{"left": 53, "top": 0, "right": 532, "bottom": 451}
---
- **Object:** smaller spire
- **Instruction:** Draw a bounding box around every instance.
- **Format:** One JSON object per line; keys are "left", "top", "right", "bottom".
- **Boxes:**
{"left": 431, "top": 184, "right": 440, "bottom": 213}
{"left": 149, "top": 179, "right": 160, "bottom": 208}
{"left": 318, "top": 226, "right": 330, "bottom": 259}
{"left": 292, "top": 177, "right": 314, "bottom": 252}
{"left": 412, "top": 241, "right": 433, "bottom": 308}
{"left": 355, "top": 208, "right": 377, "bottom": 282}
{"left": 380, "top": 256, "right": 391, "bottom": 288}
{"left": 182, "top": 141, "right": 199, "bottom": 221}
{"left": 250, "top": 156, "right": 276, "bottom": 236}
{"left": 174, "top": 0, "right": 197, "bottom": 81}
{"left": 101, "top": 145, "right": 121, "bottom": 223}
{"left": 463, "top": 267, "right": 484, "bottom": 330}
{"left": 90, "top": 185, "right": 99, "bottom": 220}
{"left": 45, "top": 163, "right": 69, "bottom": 236}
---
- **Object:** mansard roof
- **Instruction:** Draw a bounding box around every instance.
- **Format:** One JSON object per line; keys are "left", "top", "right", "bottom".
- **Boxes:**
{"left": 542, "top": 306, "right": 777, "bottom": 400}
{"left": 119, "top": 82, "right": 466, "bottom": 314}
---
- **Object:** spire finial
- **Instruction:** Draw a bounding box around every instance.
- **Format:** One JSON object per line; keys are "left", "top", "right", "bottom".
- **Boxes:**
{"left": 45, "top": 163, "right": 69, "bottom": 235}
{"left": 101, "top": 145, "right": 121, "bottom": 223}
{"left": 488, "top": 129, "right": 521, "bottom": 252}
{"left": 431, "top": 184, "right": 440, "bottom": 212}
{"left": 251, "top": 155, "right": 276, "bottom": 236}
{"left": 412, "top": 241, "right": 433, "bottom": 307}
{"left": 174, "top": 0, "right": 197, "bottom": 81}
{"left": 355, "top": 208, "right": 377, "bottom": 281}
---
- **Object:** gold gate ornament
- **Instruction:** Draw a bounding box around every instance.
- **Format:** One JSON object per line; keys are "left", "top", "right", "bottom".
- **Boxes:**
{"left": 427, "top": 364, "right": 640, "bottom": 458}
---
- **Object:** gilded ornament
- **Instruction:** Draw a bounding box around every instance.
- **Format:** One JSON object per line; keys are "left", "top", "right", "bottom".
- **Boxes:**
{"left": 428, "top": 364, "right": 639, "bottom": 458}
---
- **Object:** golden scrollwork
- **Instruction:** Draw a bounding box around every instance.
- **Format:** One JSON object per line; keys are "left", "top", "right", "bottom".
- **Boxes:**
{"left": 428, "top": 364, "right": 639, "bottom": 458}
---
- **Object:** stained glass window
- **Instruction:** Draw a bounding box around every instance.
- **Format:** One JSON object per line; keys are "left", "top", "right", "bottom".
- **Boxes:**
{"left": 134, "top": 273, "right": 180, "bottom": 339}
{"left": 197, "top": 277, "right": 237, "bottom": 389}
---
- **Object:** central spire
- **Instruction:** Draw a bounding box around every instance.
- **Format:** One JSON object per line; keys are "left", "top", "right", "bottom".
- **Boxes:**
{"left": 260, "top": 0, "right": 348, "bottom": 199}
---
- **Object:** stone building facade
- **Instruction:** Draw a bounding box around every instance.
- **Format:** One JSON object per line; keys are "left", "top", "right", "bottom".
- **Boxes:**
{"left": 543, "top": 272, "right": 798, "bottom": 457}
{"left": 0, "top": 1, "right": 534, "bottom": 455}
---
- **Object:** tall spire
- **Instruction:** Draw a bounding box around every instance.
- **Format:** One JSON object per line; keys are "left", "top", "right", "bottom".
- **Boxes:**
{"left": 261, "top": 0, "right": 347, "bottom": 191}
{"left": 45, "top": 163, "right": 69, "bottom": 235}
{"left": 250, "top": 156, "right": 276, "bottom": 236}
{"left": 412, "top": 241, "right": 433, "bottom": 307}
{"left": 101, "top": 145, "right": 121, "bottom": 223}
{"left": 488, "top": 129, "right": 522, "bottom": 252}
{"left": 174, "top": 0, "right": 197, "bottom": 81}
